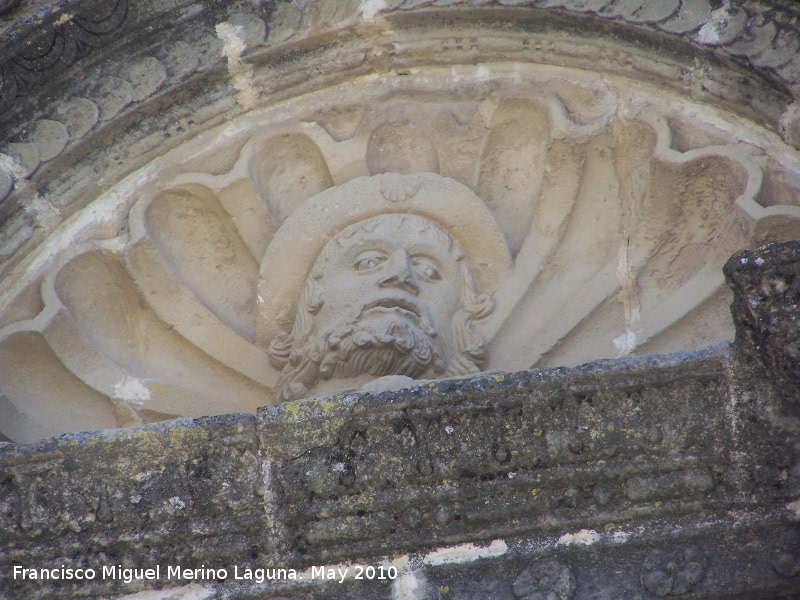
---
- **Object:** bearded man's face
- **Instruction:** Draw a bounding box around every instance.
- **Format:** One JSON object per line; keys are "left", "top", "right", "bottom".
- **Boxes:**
{"left": 309, "top": 215, "right": 463, "bottom": 380}
{"left": 268, "top": 214, "right": 483, "bottom": 401}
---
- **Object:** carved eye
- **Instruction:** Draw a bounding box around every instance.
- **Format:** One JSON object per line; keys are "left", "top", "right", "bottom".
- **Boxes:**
{"left": 411, "top": 257, "right": 442, "bottom": 282}
{"left": 353, "top": 251, "right": 387, "bottom": 271}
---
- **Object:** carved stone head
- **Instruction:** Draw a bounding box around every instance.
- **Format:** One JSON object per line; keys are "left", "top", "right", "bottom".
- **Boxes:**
{"left": 268, "top": 214, "right": 493, "bottom": 401}
{"left": 256, "top": 173, "right": 513, "bottom": 402}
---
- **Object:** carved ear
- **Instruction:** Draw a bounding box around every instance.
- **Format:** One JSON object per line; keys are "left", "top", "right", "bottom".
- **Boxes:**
{"left": 249, "top": 133, "right": 334, "bottom": 225}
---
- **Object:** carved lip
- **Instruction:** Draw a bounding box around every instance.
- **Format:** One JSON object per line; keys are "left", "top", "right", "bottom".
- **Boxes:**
{"left": 361, "top": 297, "right": 423, "bottom": 320}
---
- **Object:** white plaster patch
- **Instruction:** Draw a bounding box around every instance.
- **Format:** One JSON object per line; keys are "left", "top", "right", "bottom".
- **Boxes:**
{"left": 392, "top": 555, "right": 410, "bottom": 572}
{"left": 0, "top": 152, "right": 27, "bottom": 181}
{"left": 696, "top": 3, "right": 732, "bottom": 45}
{"left": 557, "top": 529, "right": 600, "bottom": 546}
{"left": 392, "top": 569, "right": 427, "bottom": 600}
{"left": 423, "top": 539, "right": 508, "bottom": 566}
{"left": 216, "top": 22, "right": 258, "bottom": 110}
{"left": 474, "top": 65, "right": 492, "bottom": 81}
{"left": 112, "top": 376, "right": 152, "bottom": 407}
{"left": 113, "top": 583, "right": 215, "bottom": 600}
{"left": 615, "top": 244, "right": 640, "bottom": 355}
{"left": 612, "top": 530, "right": 630, "bottom": 543}
{"left": 613, "top": 329, "right": 638, "bottom": 354}
{"left": 360, "top": 0, "right": 387, "bottom": 22}
{"left": 25, "top": 194, "right": 61, "bottom": 231}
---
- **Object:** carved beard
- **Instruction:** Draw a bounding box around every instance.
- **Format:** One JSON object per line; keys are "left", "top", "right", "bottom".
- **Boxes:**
{"left": 274, "top": 308, "right": 448, "bottom": 402}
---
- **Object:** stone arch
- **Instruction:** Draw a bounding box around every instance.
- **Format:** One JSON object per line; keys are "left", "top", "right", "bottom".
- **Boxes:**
{"left": 1, "top": 0, "right": 800, "bottom": 441}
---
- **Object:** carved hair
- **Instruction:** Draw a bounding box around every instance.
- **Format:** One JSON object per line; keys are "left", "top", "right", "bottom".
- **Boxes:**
{"left": 269, "top": 214, "right": 493, "bottom": 401}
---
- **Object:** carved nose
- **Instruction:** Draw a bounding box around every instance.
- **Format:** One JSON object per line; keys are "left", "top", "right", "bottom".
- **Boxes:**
{"left": 379, "top": 250, "right": 419, "bottom": 295}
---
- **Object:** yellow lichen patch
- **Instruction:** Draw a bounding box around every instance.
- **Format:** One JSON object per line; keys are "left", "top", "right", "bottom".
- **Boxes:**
{"left": 530, "top": 488, "right": 539, "bottom": 497}
{"left": 495, "top": 374, "right": 505, "bottom": 382}
{"left": 168, "top": 425, "right": 209, "bottom": 444}
{"left": 533, "top": 428, "right": 543, "bottom": 436}
{"left": 280, "top": 401, "right": 305, "bottom": 419}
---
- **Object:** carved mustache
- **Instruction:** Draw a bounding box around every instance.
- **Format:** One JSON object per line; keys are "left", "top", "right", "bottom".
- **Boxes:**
{"left": 356, "top": 296, "right": 437, "bottom": 336}
{"left": 361, "top": 298, "right": 423, "bottom": 319}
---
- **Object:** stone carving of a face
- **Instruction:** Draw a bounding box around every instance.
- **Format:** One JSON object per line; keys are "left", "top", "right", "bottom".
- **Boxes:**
{"left": 268, "top": 214, "right": 493, "bottom": 401}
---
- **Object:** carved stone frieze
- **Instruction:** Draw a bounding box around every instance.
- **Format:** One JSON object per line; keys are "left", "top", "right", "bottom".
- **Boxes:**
{"left": 263, "top": 346, "right": 732, "bottom": 561}
{"left": 640, "top": 546, "right": 706, "bottom": 597}
{"left": 0, "top": 0, "right": 130, "bottom": 114}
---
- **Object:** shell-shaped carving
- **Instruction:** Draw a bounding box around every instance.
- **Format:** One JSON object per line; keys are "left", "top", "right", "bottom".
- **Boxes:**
{"left": 249, "top": 133, "right": 334, "bottom": 225}
{"left": 366, "top": 122, "right": 440, "bottom": 175}
{"left": 145, "top": 185, "right": 259, "bottom": 340}
{"left": 477, "top": 96, "right": 550, "bottom": 256}
{"left": 2, "top": 69, "right": 800, "bottom": 442}
{"left": 0, "top": 331, "right": 120, "bottom": 441}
